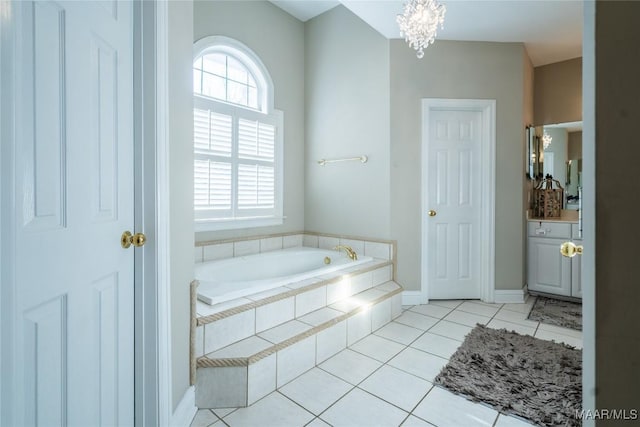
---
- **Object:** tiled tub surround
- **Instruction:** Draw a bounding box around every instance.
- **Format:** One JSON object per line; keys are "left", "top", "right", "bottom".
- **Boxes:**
{"left": 192, "top": 233, "right": 400, "bottom": 409}
{"left": 194, "top": 232, "right": 395, "bottom": 265}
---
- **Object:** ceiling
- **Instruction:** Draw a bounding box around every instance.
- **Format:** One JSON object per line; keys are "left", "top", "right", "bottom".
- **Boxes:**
{"left": 270, "top": 0, "right": 583, "bottom": 66}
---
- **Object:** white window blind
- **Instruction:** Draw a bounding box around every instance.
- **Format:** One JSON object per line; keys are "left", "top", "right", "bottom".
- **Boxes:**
{"left": 194, "top": 159, "right": 232, "bottom": 210}
{"left": 238, "top": 119, "right": 275, "bottom": 161}
{"left": 194, "top": 109, "right": 232, "bottom": 156}
{"left": 237, "top": 118, "right": 276, "bottom": 210}
{"left": 238, "top": 164, "right": 275, "bottom": 209}
{"left": 193, "top": 98, "right": 283, "bottom": 227}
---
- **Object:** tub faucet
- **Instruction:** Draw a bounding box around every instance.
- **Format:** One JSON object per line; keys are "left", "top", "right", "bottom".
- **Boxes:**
{"left": 333, "top": 245, "right": 358, "bottom": 261}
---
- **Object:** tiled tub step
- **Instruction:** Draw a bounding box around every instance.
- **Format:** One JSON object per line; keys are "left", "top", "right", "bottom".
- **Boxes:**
{"left": 194, "top": 260, "right": 394, "bottom": 358}
{"left": 194, "top": 281, "right": 403, "bottom": 408}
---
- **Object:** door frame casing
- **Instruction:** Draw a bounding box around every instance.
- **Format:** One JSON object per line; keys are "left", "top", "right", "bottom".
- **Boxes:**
{"left": 134, "top": 0, "right": 173, "bottom": 425}
{"left": 420, "top": 98, "right": 496, "bottom": 303}
{"left": 152, "top": 1, "right": 177, "bottom": 424}
{"left": 0, "top": 0, "right": 16, "bottom": 424}
{"left": 581, "top": 1, "right": 595, "bottom": 423}
{"left": 135, "top": 0, "right": 177, "bottom": 425}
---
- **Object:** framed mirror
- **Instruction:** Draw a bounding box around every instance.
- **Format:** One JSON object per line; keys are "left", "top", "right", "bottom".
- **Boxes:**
{"left": 527, "top": 125, "right": 543, "bottom": 180}
{"left": 528, "top": 121, "right": 582, "bottom": 208}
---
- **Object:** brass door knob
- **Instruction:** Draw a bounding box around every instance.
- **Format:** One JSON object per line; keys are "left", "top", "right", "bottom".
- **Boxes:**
{"left": 121, "top": 231, "right": 146, "bottom": 249}
{"left": 428, "top": 210, "right": 437, "bottom": 217}
{"left": 560, "top": 241, "right": 583, "bottom": 258}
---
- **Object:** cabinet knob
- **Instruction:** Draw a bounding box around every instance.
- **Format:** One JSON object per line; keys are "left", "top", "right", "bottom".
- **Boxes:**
{"left": 560, "top": 241, "right": 583, "bottom": 258}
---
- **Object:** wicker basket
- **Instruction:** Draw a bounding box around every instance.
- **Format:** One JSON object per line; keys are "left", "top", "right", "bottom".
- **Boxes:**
{"left": 533, "top": 175, "right": 564, "bottom": 218}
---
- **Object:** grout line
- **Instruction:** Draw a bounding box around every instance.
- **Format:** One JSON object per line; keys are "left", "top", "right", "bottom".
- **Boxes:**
{"left": 408, "top": 386, "right": 438, "bottom": 426}
{"left": 353, "top": 386, "right": 411, "bottom": 417}
{"left": 272, "top": 390, "right": 318, "bottom": 422}
{"left": 423, "top": 318, "right": 470, "bottom": 341}
{"left": 214, "top": 411, "right": 233, "bottom": 426}
{"left": 398, "top": 377, "right": 435, "bottom": 424}
{"left": 428, "top": 300, "right": 464, "bottom": 310}
{"left": 405, "top": 383, "right": 436, "bottom": 420}
{"left": 312, "top": 368, "right": 359, "bottom": 420}
{"left": 347, "top": 336, "right": 405, "bottom": 363}
{"left": 490, "top": 410, "right": 500, "bottom": 427}
{"left": 533, "top": 319, "right": 542, "bottom": 336}
{"left": 409, "top": 308, "right": 454, "bottom": 323}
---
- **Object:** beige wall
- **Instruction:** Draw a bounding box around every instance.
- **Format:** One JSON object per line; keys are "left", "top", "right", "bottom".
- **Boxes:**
{"left": 595, "top": 0, "right": 640, "bottom": 416}
{"left": 524, "top": 52, "right": 535, "bottom": 147}
{"left": 193, "top": 0, "right": 306, "bottom": 242}
{"left": 568, "top": 131, "right": 582, "bottom": 159}
{"left": 304, "top": 6, "right": 391, "bottom": 239}
{"left": 534, "top": 57, "right": 582, "bottom": 125}
{"left": 390, "top": 40, "right": 527, "bottom": 292}
{"left": 168, "top": 0, "right": 194, "bottom": 410}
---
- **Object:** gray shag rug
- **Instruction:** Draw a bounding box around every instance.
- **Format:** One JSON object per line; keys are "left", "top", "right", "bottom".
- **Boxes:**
{"left": 435, "top": 325, "right": 582, "bottom": 427}
{"left": 527, "top": 296, "right": 582, "bottom": 331}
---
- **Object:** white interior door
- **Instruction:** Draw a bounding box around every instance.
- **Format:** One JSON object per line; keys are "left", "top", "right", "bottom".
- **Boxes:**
{"left": 8, "top": 1, "right": 135, "bottom": 424}
{"left": 424, "top": 108, "right": 483, "bottom": 299}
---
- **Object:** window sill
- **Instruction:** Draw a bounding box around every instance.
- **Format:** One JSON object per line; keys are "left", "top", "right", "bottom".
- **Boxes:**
{"left": 194, "top": 216, "right": 284, "bottom": 232}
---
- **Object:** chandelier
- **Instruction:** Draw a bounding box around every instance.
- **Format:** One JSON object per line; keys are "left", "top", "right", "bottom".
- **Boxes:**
{"left": 542, "top": 131, "right": 552, "bottom": 149}
{"left": 397, "top": 0, "right": 446, "bottom": 59}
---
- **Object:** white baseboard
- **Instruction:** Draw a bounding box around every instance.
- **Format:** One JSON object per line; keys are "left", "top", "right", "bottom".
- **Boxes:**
{"left": 171, "top": 386, "right": 197, "bottom": 427}
{"left": 404, "top": 288, "right": 528, "bottom": 305}
{"left": 494, "top": 287, "right": 527, "bottom": 304}
{"left": 402, "top": 290, "right": 427, "bottom": 306}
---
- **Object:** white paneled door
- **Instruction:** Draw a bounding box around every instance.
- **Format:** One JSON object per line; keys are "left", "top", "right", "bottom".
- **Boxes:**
{"left": 9, "top": 1, "right": 135, "bottom": 425}
{"left": 424, "top": 108, "right": 483, "bottom": 299}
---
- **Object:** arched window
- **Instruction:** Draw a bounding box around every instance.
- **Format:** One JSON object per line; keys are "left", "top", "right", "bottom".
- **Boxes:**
{"left": 193, "top": 52, "right": 260, "bottom": 109}
{"left": 193, "top": 36, "right": 283, "bottom": 231}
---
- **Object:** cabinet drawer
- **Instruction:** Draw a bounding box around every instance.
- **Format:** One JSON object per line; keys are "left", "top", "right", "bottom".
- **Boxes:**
{"left": 571, "top": 223, "right": 582, "bottom": 240}
{"left": 528, "top": 222, "right": 571, "bottom": 239}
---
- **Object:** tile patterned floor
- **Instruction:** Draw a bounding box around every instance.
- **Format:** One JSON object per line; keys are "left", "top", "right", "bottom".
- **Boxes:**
{"left": 190, "top": 296, "right": 582, "bottom": 427}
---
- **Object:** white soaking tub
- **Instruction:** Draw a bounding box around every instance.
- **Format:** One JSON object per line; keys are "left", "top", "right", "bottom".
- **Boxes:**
{"left": 195, "top": 246, "right": 372, "bottom": 305}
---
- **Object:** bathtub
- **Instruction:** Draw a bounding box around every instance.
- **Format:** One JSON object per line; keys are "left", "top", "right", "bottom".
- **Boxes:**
{"left": 196, "top": 247, "right": 373, "bottom": 305}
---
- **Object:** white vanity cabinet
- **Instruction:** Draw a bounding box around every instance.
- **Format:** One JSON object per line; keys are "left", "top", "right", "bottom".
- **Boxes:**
{"left": 527, "top": 221, "right": 582, "bottom": 298}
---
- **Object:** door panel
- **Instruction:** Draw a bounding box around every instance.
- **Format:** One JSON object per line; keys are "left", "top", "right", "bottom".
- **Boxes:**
{"left": 426, "top": 109, "right": 482, "bottom": 299}
{"left": 435, "top": 223, "right": 448, "bottom": 279}
{"left": 23, "top": 296, "right": 67, "bottom": 426}
{"left": 11, "top": 1, "right": 135, "bottom": 424}
{"left": 458, "top": 223, "right": 471, "bottom": 279}
{"left": 458, "top": 150, "right": 472, "bottom": 206}
{"left": 91, "top": 34, "right": 119, "bottom": 222}
{"left": 21, "top": 0, "right": 66, "bottom": 232}
{"left": 435, "top": 150, "right": 448, "bottom": 205}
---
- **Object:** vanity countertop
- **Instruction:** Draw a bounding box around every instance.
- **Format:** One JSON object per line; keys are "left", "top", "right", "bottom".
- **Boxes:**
{"left": 527, "top": 210, "right": 579, "bottom": 224}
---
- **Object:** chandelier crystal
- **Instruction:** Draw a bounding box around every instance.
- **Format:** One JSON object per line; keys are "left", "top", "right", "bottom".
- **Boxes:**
{"left": 397, "top": 0, "right": 446, "bottom": 59}
{"left": 542, "top": 131, "right": 553, "bottom": 149}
